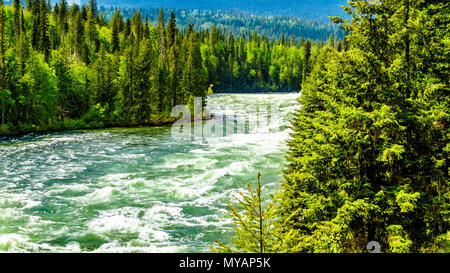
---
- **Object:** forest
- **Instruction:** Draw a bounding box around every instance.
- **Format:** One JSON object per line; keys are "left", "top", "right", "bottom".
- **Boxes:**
{"left": 215, "top": 0, "right": 449, "bottom": 253}
{"left": 99, "top": 7, "right": 343, "bottom": 42}
{"left": 0, "top": 0, "right": 332, "bottom": 136}
{"left": 1, "top": 0, "right": 447, "bottom": 254}
{"left": 79, "top": 0, "right": 348, "bottom": 20}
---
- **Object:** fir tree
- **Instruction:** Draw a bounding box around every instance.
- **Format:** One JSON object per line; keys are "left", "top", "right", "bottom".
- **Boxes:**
{"left": 39, "top": 0, "right": 50, "bottom": 62}
{"left": 277, "top": 0, "right": 450, "bottom": 253}
{"left": 157, "top": 8, "right": 166, "bottom": 58}
{"left": 12, "top": 0, "right": 21, "bottom": 41}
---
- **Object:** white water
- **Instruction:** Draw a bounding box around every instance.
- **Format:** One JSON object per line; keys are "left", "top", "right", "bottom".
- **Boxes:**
{"left": 0, "top": 93, "right": 299, "bottom": 252}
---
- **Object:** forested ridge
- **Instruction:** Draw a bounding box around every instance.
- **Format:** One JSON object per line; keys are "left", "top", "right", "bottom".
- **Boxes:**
{"left": 72, "top": 0, "right": 348, "bottom": 20}
{"left": 98, "top": 7, "right": 343, "bottom": 42}
{"left": 0, "top": 0, "right": 329, "bottom": 136}
{"left": 216, "top": 0, "right": 449, "bottom": 253}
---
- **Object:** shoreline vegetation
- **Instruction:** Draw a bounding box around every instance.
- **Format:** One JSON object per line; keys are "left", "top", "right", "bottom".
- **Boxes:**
{"left": 217, "top": 0, "right": 449, "bottom": 253}
{"left": 0, "top": 110, "right": 221, "bottom": 138}
{"left": 2, "top": 0, "right": 446, "bottom": 254}
{"left": 0, "top": 0, "right": 327, "bottom": 137}
{"left": 0, "top": 90, "right": 294, "bottom": 138}
{"left": 0, "top": 114, "right": 178, "bottom": 138}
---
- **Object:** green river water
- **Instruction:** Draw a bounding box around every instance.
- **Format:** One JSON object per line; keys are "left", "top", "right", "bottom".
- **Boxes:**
{"left": 0, "top": 93, "right": 299, "bottom": 252}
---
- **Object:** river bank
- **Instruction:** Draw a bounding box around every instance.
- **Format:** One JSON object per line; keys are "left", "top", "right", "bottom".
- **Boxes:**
{"left": 1, "top": 90, "right": 296, "bottom": 138}
{"left": 0, "top": 113, "right": 220, "bottom": 139}
{"left": 0, "top": 93, "right": 299, "bottom": 252}
{"left": 0, "top": 115, "right": 178, "bottom": 139}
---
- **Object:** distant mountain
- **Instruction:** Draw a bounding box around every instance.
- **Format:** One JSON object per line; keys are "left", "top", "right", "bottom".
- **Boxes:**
{"left": 94, "top": 0, "right": 349, "bottom": 21}
{"left": 100, "top": 7, "right": 343, "bottom": 41}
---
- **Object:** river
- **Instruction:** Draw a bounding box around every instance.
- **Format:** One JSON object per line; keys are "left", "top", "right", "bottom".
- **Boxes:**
{"left": 0, "top": 93, "right": 299, "bottom": 252}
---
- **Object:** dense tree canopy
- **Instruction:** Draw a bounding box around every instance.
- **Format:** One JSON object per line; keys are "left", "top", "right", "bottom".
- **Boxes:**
{"left": 83, "top": 0, "right": 349, "bottom": 20}
{"left": 218, "top": 0, "right": 449, "bottom": 253}
{"left": 0, "top": 1, "right": 324, "bottom": 136}
{"left": 99, "top": 7, "right": 343, "bottom": 42}
{"left": 279, "top": 0, "right": 448, "bottom": 253}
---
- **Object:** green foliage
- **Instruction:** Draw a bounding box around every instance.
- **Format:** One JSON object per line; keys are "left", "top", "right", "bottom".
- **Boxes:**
{"left": 1, "top": 0, "right": 322, "bottom": 136}
{"left": 221, "top": 0, "right": 448, "bottom": 254}
{"left": 0, "top": 1, "right": 212, "bottom": 136}
{"left": 213, "top": 173, "right": 279, "bottom": 253}
{"left": 98, "top": 6, "right": 343, "bottom": 41}
{"left": 273, "top": 0, "right": 450, "bottom": 253}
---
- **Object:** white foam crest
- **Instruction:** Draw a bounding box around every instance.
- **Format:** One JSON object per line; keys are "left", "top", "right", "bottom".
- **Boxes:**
{"left": 143, "top": 205, "right": 183, "bottom": 222}
{"left": 75, "top": 186, "right": 121, "bottom": 204}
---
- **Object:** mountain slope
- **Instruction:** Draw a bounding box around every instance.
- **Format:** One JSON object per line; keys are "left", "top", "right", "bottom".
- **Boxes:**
{"left": 95, "top": 0, "right": 348, "bottom": 20}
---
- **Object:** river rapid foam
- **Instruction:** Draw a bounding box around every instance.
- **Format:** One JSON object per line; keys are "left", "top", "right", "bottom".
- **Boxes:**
{"left": 0, "top": 93, "right": 300, "bottom": 252}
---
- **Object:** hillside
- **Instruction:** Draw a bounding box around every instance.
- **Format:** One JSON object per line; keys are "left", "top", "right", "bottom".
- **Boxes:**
{"left": 100, "top": 7, "right": 342, "bottom": 41}
{"left": 93, "top": 0, "right": 348, "bottom": 20}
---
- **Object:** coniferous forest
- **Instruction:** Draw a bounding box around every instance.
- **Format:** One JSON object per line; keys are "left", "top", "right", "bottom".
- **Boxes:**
{"left": 0, "top": 0, "right": 324, "bottom": 136}
{"left": 0, "top": 0, "right": 448, "bottom": 255}
{"left": 215, "top": 0, "right": 449, "bottom": 253}
{"left": 98, "top": 7, "right": 343, "bottom": 42}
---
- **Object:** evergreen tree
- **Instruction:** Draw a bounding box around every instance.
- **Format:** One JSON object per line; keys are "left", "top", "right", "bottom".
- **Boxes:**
{"left": 39, "top": 0, "right": 50, "bottom": 62}
{"left": 88, "top": 0, "right": 97, "bottom": 19}
{"left": 110, "top": 10, "right": 120, "bottom": 54}
{"left": 166, "top": 11, "right": 177, "bottom": 49}
{"left": 157, "top": 8, "right": 166, "bottom": 58}
{"left": 182, "top": 30, "right": 206, "bottom": 106}
{"left": 0, "top": 1, "right": 327, "bottom": 136}
{"left": 92, "top": 45, "right": 116, "bottom": 109}
{"left": 31, "top": 0, "right": 41, "bottom": 49}
{"left": 0, "top": 0, "right": 12, "bottom": 126}
{"left": 301, "top": 39, "right": 311, "bottom": 86}
{"left": 12, "top": 0, "right": 22, "bottom": 41}
{"left": 277, "top": 0, "right": 449, "bottom": 253}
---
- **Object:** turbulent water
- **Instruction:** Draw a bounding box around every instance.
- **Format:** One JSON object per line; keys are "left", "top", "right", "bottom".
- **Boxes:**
{"left": 0, "top": 93, "right": 299, "bottom": 252}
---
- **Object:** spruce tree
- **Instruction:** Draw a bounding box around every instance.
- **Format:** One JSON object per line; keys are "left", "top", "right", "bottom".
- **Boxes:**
{"left": 110, "top": 11, "right": 120, "bottom": 54}
{"left": 301, "top": 39, "right": 311, "bottom": 87}
{"left": 157, "top": 8, "right": 166, "bottom": 58}
{"left": 39, "top": 0, "right": 50, "bottom": 62}
{"left": 278, "top": 0, "right": 449, "bottom": 253}
{"left": 0, "top": 0, "right": 9, "bottom": 126}
{"left": 88, "top": 0, "right": 97, "bottom": 19}
{"left": 59, "top": 0, "right": 68, "bottom": 45}
{"left": 31, "top": 0, "right": 41, "bottom": 49}
{"left": 12, "top": 0, "right": 21, "bottom": 41}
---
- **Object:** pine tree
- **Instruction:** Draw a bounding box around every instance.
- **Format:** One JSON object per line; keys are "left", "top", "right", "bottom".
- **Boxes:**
{"left": 157, "top": 8, "right": 166, "bottom": 58}
{"left": 52, "top": 49, "right": 73, "bottom": 119}
{"left": 92, "top": 45, "right": 116, "bottom": 109}
{"left": 166, "top": 11, "right": 177, "bottom": 49}
{"left": 277, "top": 0, "right": 449, "bottom": 253}
{"left": 39, "top": 0, "right": 50, "bottom": 62}
{"left": 74, "top": 12, "right": 85, "bottom": 60}
{"left": 16, "top": 16, "right": 30, "bottom": 75}
{"left": 167, "top": 12, "right": 179, "bottom": 107}
{"left": 110, "top": 10, "right": 120, "bottom": 54}
{"left": 213, "top": 173, "right": 278, "bottom": 253}
{"left": 0, "top": 0, "right": 12, "bottom": 126}
{"left": 118, "top": 37, "right": 137, "bottom": 121}
{"left": 31, "top": 0, "right": 41, "bottom": 49}
{"left": 12, "top": 0, "right": 21, "bottom": 41}
{"left": 88, "top": 0, "right": 97, "bottom": 19}
{"left": 301, "top": 39, "right": 311, "bottom": 86}
{"left": 59, "top": 0, "right": 68, "bottom": 45}
{"left": 134, "top": 37, "right": 153, "bottom": 121}
{"left": 182, "top": 30, "right": 206, "bottom": 107}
